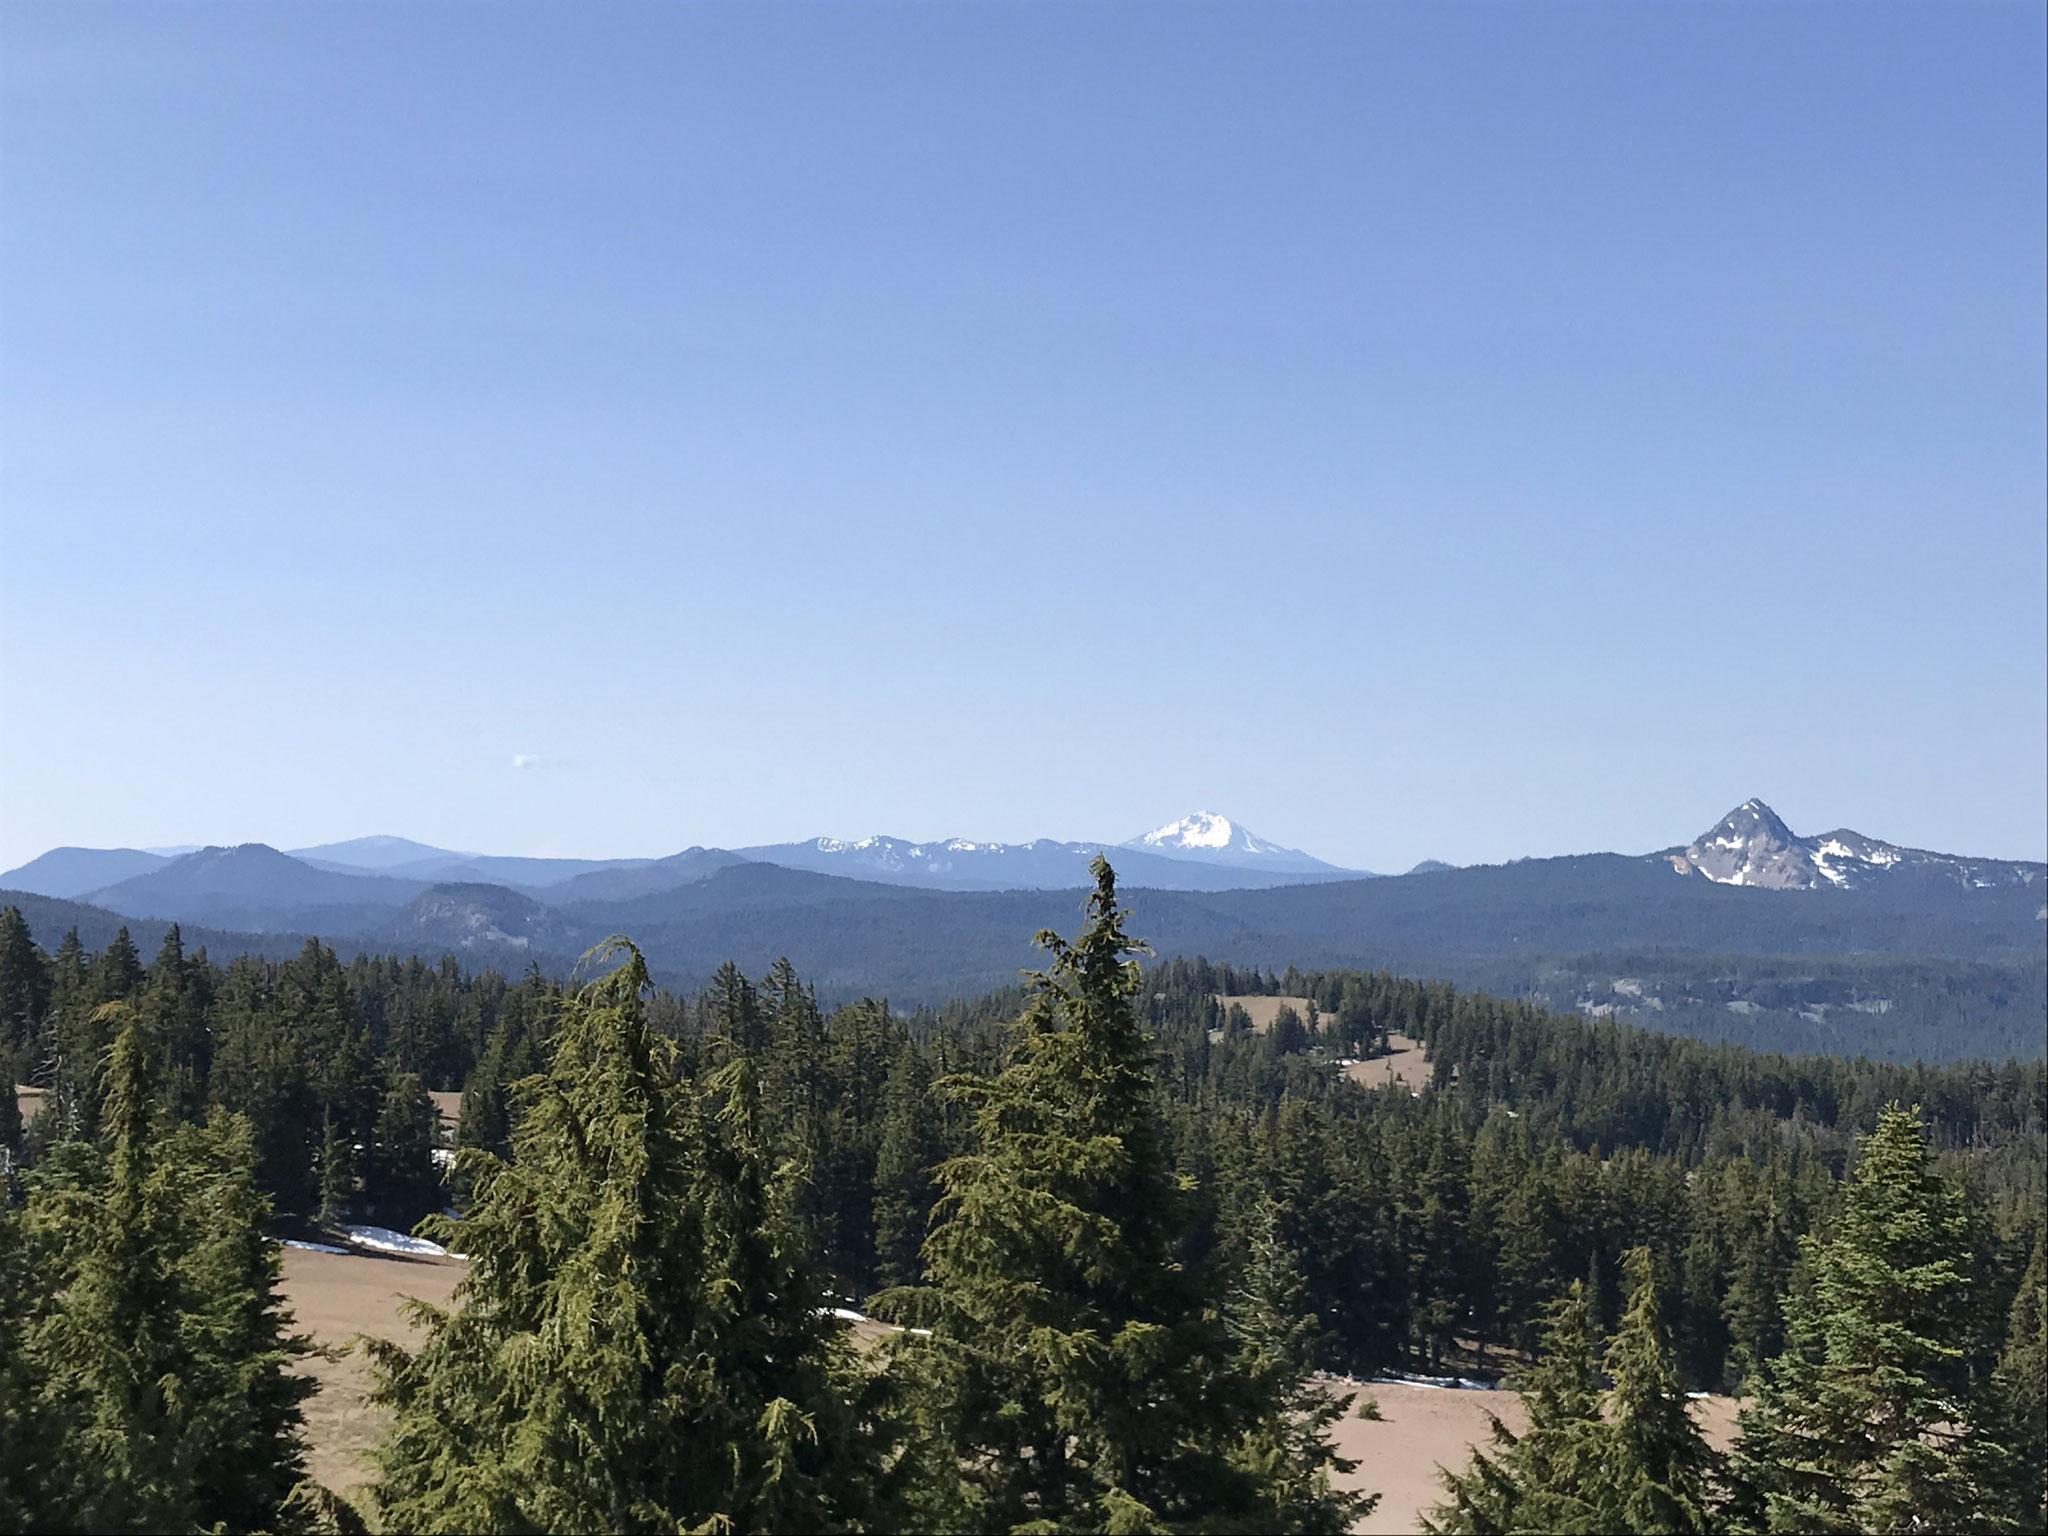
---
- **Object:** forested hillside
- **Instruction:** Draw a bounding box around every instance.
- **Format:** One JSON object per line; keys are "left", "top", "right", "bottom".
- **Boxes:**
{"left": 2, "top": 867, "right": 2042, "bottom": 1529}
{"left": 8, "top": 842, "right": 2044, "bottom": 1061}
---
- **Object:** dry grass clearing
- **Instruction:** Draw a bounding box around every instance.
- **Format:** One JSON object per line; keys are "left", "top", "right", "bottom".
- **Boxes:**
{"left": 1206, "top": 1002, "right": 1431, "bottom": 1093}
{"left": 274, "top": 1245, "right": 1739, "bottom": 1534}
{"left": 1344, "top": 1034, "right": 1431, "bottom": 1092}
{"left": 427, "top": 1091, "right": 461, "bottom": 1141}
{"left": 279, "top": 1245, "right": 465, "bottom": 1501}
{"left": 1330, "top": 1380, "right": 1739, "bottom": 1534}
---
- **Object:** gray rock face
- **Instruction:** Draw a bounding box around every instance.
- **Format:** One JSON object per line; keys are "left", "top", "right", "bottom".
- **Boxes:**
{"left": 392, "top": 883, "right": 574, "bottom": 951}
{"left": 1676, "top": 800, "right": 1822, "bottom": 889}
{"left": 1667, "top": 800, "right": 2041, "bottom": 892}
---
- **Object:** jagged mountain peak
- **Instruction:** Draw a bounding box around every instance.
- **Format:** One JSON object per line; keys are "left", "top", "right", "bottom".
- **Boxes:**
{"left": 1681, "top": 800, "right": 1811, "bottom": 886}
{"left": 1664, "top": 800, "right": 2034, "bottom": 893}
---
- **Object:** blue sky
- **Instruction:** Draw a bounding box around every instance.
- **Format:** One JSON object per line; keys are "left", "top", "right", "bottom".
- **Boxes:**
{"left": 3, "top": 2, "right": 2043, "bottom": 872}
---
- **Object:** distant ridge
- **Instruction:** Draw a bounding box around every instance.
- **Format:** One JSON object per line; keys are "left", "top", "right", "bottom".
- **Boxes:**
{"left": 4, "top": 797, "right": 2042, "bottom": 1062}
{"left": 734, "top": 831, "right": 1359, "bottom": 892}
{"left": 0, "top": 846, "right": 171, "bottom": 898}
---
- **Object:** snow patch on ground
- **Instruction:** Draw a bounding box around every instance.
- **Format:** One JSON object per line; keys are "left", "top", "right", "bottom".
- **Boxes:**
{"left": 282, "top": 1239, "right": 350, "bottom": 1254}
{"left": 341, "top": 1224, "right": 462, "bottom": 1259}
{"left": 1361, "top": 1371, "right": 1499, "bottom": 1392}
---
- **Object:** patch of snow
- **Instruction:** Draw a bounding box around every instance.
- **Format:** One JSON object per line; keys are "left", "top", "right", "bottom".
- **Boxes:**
{"left": 282, "top": 1239, "right": 350, "bottom": 1254}
{"left": 341, "top": 1224, "right": 461, "bottom": 1259}
{"left": 430, "top": 1148, "right": 455, "bottom": 1167}
{"left": 829, "top": 1307, "right": 870, "bottom": 1323}
{"left": 1141, "top": 812, "right": 1238, "bottom": 851}
{"left": 1367, "top": 1372, "right": 1499, "bottom": 1392}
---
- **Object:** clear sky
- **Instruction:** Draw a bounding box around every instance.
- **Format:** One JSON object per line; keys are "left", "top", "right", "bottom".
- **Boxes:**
{"left": 3, "top": 2, "right": 2043, "bottom": 873}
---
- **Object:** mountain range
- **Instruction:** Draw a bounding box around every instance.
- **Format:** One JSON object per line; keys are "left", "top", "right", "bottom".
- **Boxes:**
{"left": 3, "top": 802, "right": 2040, "bottom": 1063}
{"left": 2, "top": 812, "right": 1357, "bottom": 902}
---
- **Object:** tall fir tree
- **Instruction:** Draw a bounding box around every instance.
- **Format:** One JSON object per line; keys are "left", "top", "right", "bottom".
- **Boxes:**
{"left": 1995, "top": 1233, "right": 2046, "bottom": 1532}
{"left": 1729, "top": 1103, "right": 2018, "bottom": 1533}
{"left": 368, "top": 940, "right": 883, "bottom": 1535}
{"left": 0, "top": 1040, "right": 21, "bottom": 1168}
{"left": 19, "top": 1002, "right": 313, "bottom": 1532}
{"left": 364, "top": 1069, "right": 443, "bottom": 1231}
{"left": 883, "top": 858, "right": 1363, "bottom": 1533}
{"left": 0, "top": 905, "right": 50, "bottom": 1053}
{"left": 870, "top": 1040, "right": 939, "bottom": 1292}
{"left": 1597, "top": 1246, "right": 1720, "bottom": 1534}
{"left": 1224, "top": 1199, "right": 1378, "bottom": 1532}
{"left": 1428, "top": 1281, "right": 1608, "bottom": 1535}
{"left": 142, "top": 926, "right": 214, "bottom": 1124}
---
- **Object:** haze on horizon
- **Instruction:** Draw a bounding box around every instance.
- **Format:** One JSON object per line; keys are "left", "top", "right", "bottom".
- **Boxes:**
{"left": 3, "top": 4, "right": 2043, "bottom": 873}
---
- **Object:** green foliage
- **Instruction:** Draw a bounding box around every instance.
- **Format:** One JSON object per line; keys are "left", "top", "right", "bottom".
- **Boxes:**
{"left": 1429, "top": 1282, "right": 1608, "bottom": 1534}
{"left": 365, "top": 1068, "right": 443, "bottom": 1230}
{"left": 10, "top": 1002, "right": 314, "bottom": 1533}
{"left": 367, "top": 939, "right": 884, "bottom": 1535}
{"left": 0, "top": 904, "right": 51, "bottom": 1053}
{"left": 883, "top": 860, "right": 1366, "bottom": 1533}
{"left": 1224, "top": 1200, "right": 1378, "bottom": 1532}
{"left": 871, "top": 1040, "right": 938, "bottom": 1291}
{"left": 1730, "top": 1104, "right": 2018, "bottom": 1533}
{"left": 0, "top": 906, "right": 2039, "bottom": 1532}
{"left": 1598, "top": 1247, "right": 1720, "bottom": 1534}
{"left": 1996, "top": 1234, "right": 2047, "bottom": 1530}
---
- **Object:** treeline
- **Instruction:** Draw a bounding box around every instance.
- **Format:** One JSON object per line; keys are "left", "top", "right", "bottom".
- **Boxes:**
{"left": 2, "top": 872, "right": 2044, "bottom": 1531}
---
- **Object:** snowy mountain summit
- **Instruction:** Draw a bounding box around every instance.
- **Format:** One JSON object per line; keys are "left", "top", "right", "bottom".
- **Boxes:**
{"left": 1666, "top": 799, "right": 2038, "bottom": 892}
{"left": 1123, "top": 813, "right": 1351, "bottom": 874}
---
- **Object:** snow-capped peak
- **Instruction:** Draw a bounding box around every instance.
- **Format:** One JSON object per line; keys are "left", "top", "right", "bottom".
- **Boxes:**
{"left": 1661, "top": 800, "right": 2037, "bottom": 893}
{"left": 1119, "top": 813, "right": 1350, "bottom": 874}
{"left": 1134, "top": 811, "right": 1245, "bottom": 853}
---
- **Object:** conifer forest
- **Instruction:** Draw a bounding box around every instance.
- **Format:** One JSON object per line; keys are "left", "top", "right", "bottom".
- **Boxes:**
{"left": 0, "top": 861, "right": 2041, "bottom": 1534}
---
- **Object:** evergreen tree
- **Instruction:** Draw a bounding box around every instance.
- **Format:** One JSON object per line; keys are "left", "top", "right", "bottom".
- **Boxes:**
{"left": 870, "top": 1041, "right": 938, "bottom": 1291}
{"left": 143, "top": 926, "right": 214, "bottom": 1123}
{"left": 1995, "top": 1234, "right": 2046, "bottom": 1532}
{"left": 1225, "top": 1199, "right": 1378, "bottom": 1532}
{"left": 316, "top": 1110, "right": 353, "bottom": 1225}
{"left": 0, "top": 1040, "right": 21, "bottom": 1168}
{"left": 364, "top": 1069, "right": 442, "bottom": 1231}
{"left": 1597, "top": 1246, "right": 1719, "bottom": 1534}
{"left": 368, "top": 940, "right": 881, "bottom": 1534}
{"left": 0, "top": 1178, "right": 59, "bottom": 1531}
{"left": 0, "top": 905, "right": 50, "bottom": 1052}
{"left": 884, "top": 859, "right": 1362, "bottom": 1532}
{"left": 20, "top": 1002, "right": 313, "bottom": 1531}
{"left": 1729, "top": 1103, "right": 2017, "bottom": 1533}
{"left": 1428, "top": 1281, "right": 1607, "bottom": 1535}
{"left": 91, "top": 927, "right": 145, "bottom": 1003}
